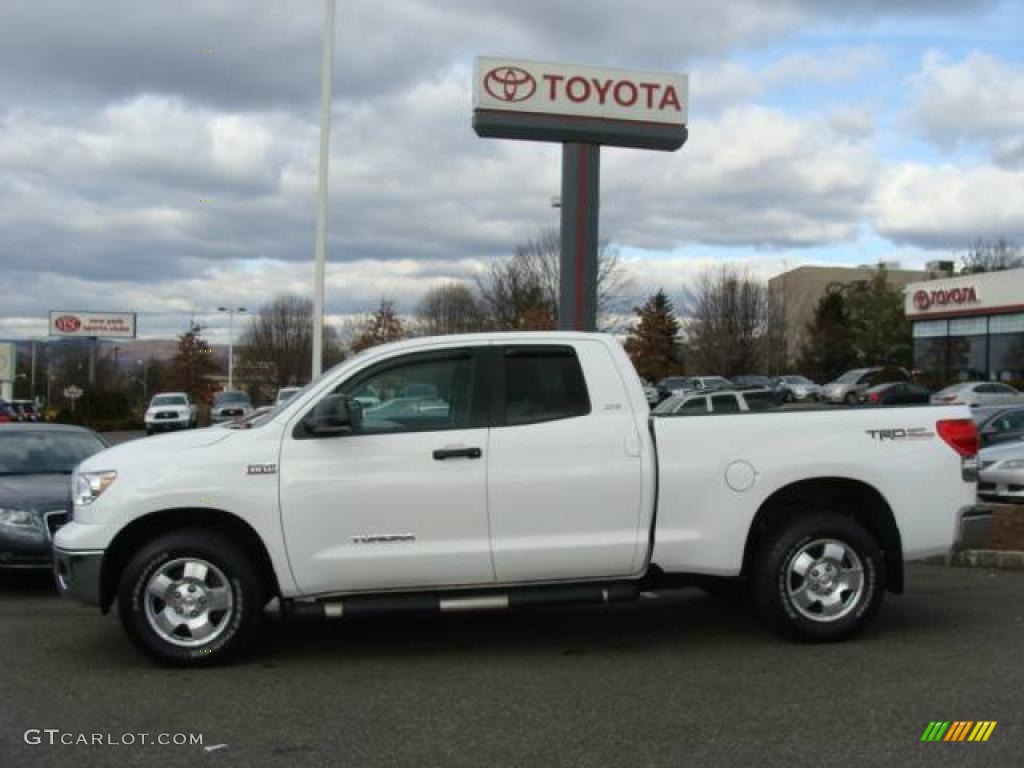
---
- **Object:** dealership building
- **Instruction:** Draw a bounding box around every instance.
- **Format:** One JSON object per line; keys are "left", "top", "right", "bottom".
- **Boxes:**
{"left": 905, "top": 268, "right": 1024, "bottom": 384}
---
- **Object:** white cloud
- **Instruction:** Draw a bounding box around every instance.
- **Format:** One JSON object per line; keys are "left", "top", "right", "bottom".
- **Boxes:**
{"left": 910, "top": 51, "right": 1024, "bottom": 166}
{"left": 873, "top": 162, "right": 1024, "bottom": 248}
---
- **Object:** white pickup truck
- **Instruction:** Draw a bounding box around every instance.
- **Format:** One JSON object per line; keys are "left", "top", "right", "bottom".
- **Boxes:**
{"left": 144, "top": 392, "right": 199, "bottom": 435}
{"left": 54, "top": 333, "right": 989, "bottom": 666}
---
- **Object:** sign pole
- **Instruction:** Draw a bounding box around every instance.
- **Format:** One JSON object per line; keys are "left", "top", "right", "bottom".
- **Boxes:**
{"left": 312, "top": 0, "right": 336, "bottom": 379}
{"left": 88, "top": 337, "right": 96, "bottom": 387}
{"left": 559, "top": 143, "right": 600, "bottom": 331}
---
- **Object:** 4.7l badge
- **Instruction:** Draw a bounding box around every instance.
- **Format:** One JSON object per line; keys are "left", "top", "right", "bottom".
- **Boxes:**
{"left": 246, "top": 463, "right": 277, "bottom": 475}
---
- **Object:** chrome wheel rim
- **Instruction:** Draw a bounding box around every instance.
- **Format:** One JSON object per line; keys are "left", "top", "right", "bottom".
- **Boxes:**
{"left": 785, "top": 538, "right": 864, "bottom": 623}
{"left": 143, "top": 557, "right": 234, "bottom": 647}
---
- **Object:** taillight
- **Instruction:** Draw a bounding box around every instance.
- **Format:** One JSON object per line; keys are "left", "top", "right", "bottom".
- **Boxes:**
{"left": 868, "top": 392, "right": 881, "bottom": 403}
{"left": 936, "top": 419, "right": 979, "bottom": 458}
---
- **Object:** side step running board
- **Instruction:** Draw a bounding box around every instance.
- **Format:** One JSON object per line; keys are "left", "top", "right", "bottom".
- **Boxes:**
{"left": 285, "top": 583, "right": 640, "bottom": 620}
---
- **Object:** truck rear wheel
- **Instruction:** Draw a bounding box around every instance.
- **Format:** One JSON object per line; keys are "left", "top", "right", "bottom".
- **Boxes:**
{"left": 752, "top": 513, "right": 884, "bottom": 642}
{"left": 117, "top": 529, "right": 264, "bottom": 666}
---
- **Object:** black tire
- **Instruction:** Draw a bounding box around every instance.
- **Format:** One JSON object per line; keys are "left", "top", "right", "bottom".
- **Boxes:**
{"left": 844, "top": 392, "right": 859, "bottom": 405}
{"left": 117, "top": 529, "right": 265, "bottom": 666}
{"left": 752, "top": 513, "right": 884, "bottom": 642}
{"left": 145, "top": 428, "right": 153, "bottom": 436}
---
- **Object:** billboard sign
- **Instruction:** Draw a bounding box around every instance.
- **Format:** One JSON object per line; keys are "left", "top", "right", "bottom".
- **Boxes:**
{"left": 473, "top": 57, "right": 688, "bottom": 151}
{"left": 49, "top": 311, "right": 137, "bottom": 338}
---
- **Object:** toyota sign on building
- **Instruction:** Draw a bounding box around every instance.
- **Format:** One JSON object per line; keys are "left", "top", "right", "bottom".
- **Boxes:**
{"left": 905, "top": 268, "right": 1024, "bottom": 383}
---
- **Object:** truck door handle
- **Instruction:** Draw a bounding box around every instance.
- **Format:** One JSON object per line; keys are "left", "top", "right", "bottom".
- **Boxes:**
{"left": 432, "top": 447, "right": 482, "bottom": 460}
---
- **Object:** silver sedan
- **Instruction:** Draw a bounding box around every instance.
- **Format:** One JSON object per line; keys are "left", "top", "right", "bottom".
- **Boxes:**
{"left": 978, "top": 441, "right": 1024, "bottom": 505}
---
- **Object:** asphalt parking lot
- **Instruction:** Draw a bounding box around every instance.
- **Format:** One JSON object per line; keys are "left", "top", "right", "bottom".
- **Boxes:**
{"left": 1, "top": 564, "right": 1021, "bottom": 767}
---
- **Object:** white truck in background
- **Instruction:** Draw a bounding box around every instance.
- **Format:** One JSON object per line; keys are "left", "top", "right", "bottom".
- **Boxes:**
{"left": 143, "top": 392, "right": 199, "bottom": 435}
{"left": 54, "top": 333, "right": 988, "bottom": 666}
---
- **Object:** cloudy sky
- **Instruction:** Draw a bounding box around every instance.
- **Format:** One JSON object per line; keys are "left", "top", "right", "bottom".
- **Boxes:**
{"left": 1, "top": 0, "right": 1022, "bottom": 342}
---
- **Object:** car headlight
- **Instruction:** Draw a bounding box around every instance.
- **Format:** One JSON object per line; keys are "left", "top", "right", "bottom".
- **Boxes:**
{"left": 73, "top": 470, "right": 117, "bottom": 506}
{"left": 0, "top": 508, "right": 34, "bottom": 526}
{"left": 999, "top": 460, "right": 1024, "bottom": 470}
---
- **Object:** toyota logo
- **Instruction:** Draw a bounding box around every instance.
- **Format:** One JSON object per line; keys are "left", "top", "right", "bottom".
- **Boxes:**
{"left": 54, "top": 315, "right": 81, "bottom": 332}
{"left": 484, "top": 66, "right": 537, "bottom": 103}
{"left": 912, "top": 290, "right": 931, "bottom": 311}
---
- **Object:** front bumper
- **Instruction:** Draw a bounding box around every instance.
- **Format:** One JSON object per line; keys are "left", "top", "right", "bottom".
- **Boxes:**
{"left": 53, "top": 547, "right": 104, "bottom": 607}
{"left": 978, "top": 467, "right": 1024, "bottom": 504}
{"left": 145, "top": 419, "right": 190, "bottom": 432}
{"left": 954, "top": 505, "right": 994, "bottom": 550}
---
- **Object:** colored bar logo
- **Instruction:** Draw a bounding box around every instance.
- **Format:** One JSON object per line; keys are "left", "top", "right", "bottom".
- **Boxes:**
{"left": 921, "top": 721, "right": 997, "bottom": 742}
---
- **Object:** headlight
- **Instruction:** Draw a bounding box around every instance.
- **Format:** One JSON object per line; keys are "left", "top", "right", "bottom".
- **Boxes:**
{"left": 999, "top": 460, "right": 1024, "bottom": 470}
{"left": 73, "top": 470, "right": 117, "bottom": 506}
{"left": 0, "top": 508, "right": 34, "bottom": 526}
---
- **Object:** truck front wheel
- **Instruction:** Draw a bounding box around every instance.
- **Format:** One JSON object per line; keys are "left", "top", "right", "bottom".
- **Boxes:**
{"left": 752, "top": 513, "right": 884, "bottom": 642}
{"left": 117, "top": 529, "right": 264, "bottom": 666}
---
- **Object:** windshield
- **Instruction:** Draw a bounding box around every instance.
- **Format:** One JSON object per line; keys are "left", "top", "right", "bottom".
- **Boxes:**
{"left": 214, "top": 391, "right": 250, "bottom": 405}
{"left": 151, "top": 395, "right": 187, "bottom": 406}
{"left": 0, "top": 430, "right": 107, "bottom": 475}
{"left": 836, "top": 369, "right": 869, "bottom": 384}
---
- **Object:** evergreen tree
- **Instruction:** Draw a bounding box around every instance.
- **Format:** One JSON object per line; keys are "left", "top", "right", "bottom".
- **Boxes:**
{"left": 624, "top": 289, "right": 683, "bottom": 381}
{"left": 846, "top": 266, "right": 912, "bottom": 367}
{"left": 169, "top": 322, "right": 219, "bottom": 403}
{"left": 796, "top": 287, "right": 858, "bottom": 383}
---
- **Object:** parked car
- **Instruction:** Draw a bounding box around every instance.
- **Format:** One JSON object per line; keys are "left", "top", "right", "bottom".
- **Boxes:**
{"left": 973, "top": 406, "right": 1024, "bottom": 448}
{"left": 822, "top": 367, "right": 909, "bottom": 404}
{"left": 639, "top": 379, "right": 660, "bottom": 407}
{"left": 660, "top": 376, "right": 734, "bottom": 398}
{"left": 0, "top": 423, "right": 107, "bottom": 569}
{"left": 774, "top": 375, "right": 822, "bottom": 402}
{"left": 0, "top": 400, "right": 16, "bottom": 423}
{"left": 931, "top": 381, "right": 1024, "bottom": 408}
{"left": 275, "top": 387, "right": 302, "bottom": 407}
{"left": 730, "top": 375, "right": 777, "bottom": 391}
{"left": 211, "top": 391, "right": 254, "bottom": 424}
{"left": 655, "top": 376, "right": 690, "bottom": 402}
{"left": 978, "top": 441, "right": 1024, "bottom": 505}
{"left": 144, "top": 392, "right": 199, "bottom": 435}
{"left": 653, "top": 389, "right": 782, "bottom": 415}
{"left": 859, "top": 382, "right": 932, "bottom": 406}
{"left": 54, "top": 332, "right": 984, "bottom": 665}
{"left": 11, "top": 400, "right": 42, "bottom": 422}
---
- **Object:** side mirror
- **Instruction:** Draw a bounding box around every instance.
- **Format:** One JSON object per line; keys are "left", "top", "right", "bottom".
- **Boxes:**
{"left": 303, "top": 394, "right": 363, "bottom": 436}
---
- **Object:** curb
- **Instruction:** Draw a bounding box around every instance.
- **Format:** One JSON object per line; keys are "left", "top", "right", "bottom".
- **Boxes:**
{"left": 920, "top": 550, "right": 1024, "bottom": 570}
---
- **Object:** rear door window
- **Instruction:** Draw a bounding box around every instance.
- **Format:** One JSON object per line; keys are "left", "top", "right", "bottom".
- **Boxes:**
{"left": 677, "top": 397, "right": 709, "bottom": 414}
{"left": 710, "top": 394, "right": 741, "bottom": 413}
{"left": 499, "top": 346, "right": 591, "bottom": 426}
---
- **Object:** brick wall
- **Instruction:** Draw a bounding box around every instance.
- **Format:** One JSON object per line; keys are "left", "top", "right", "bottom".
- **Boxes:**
{"left": 983, "top": 504, "right": 1024, "bottom": 551}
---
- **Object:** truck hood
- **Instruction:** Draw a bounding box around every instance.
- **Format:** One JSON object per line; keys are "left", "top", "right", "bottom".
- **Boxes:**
{"left": 79, "top": 428, "right": 234, "bottom": 472}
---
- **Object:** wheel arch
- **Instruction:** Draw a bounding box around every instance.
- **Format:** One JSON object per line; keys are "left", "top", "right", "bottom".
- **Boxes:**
{"left": 741, "top": 477, "right": 904, "bottom": 594}
{"left": 99, "top": 508, "right": 281, "bottom": 612}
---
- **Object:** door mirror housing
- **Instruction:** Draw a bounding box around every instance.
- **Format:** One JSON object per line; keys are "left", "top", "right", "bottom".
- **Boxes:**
{"left": 303, "top": 394, "right": 362, "bottom": 436}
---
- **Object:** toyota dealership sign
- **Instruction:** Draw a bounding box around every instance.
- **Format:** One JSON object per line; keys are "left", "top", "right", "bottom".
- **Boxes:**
{"left": 48, "top": 311, "right": 137, "bottom": 338}
{"left": 473, "top": 57, "right": 688, "bottom": 151}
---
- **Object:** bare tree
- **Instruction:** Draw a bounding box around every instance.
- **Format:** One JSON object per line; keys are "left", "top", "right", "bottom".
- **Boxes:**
{"left": 476, "top": 228, "right": 632, "bottom": 330}
{"left": 683, "top": 265, "right": 768, "bottom": 376}
{"left": 415, "top": 282, "right": 486, "bottom": 336}
{"left": 960, "top": 237, "right": 1022, "bottom": 274}
{"left": 237, "top": 295, "right": 344, "bottom": 397}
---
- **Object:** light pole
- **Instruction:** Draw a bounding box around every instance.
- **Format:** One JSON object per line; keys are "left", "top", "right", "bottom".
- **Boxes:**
{"left": 136, "top": 359, "right": 149, "bottom": 403}
{"left": 312, "top": 0, "right": 337, "bottom": 379}
{"left": 217, "top": 307, "right": 247, "bottom": 391}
